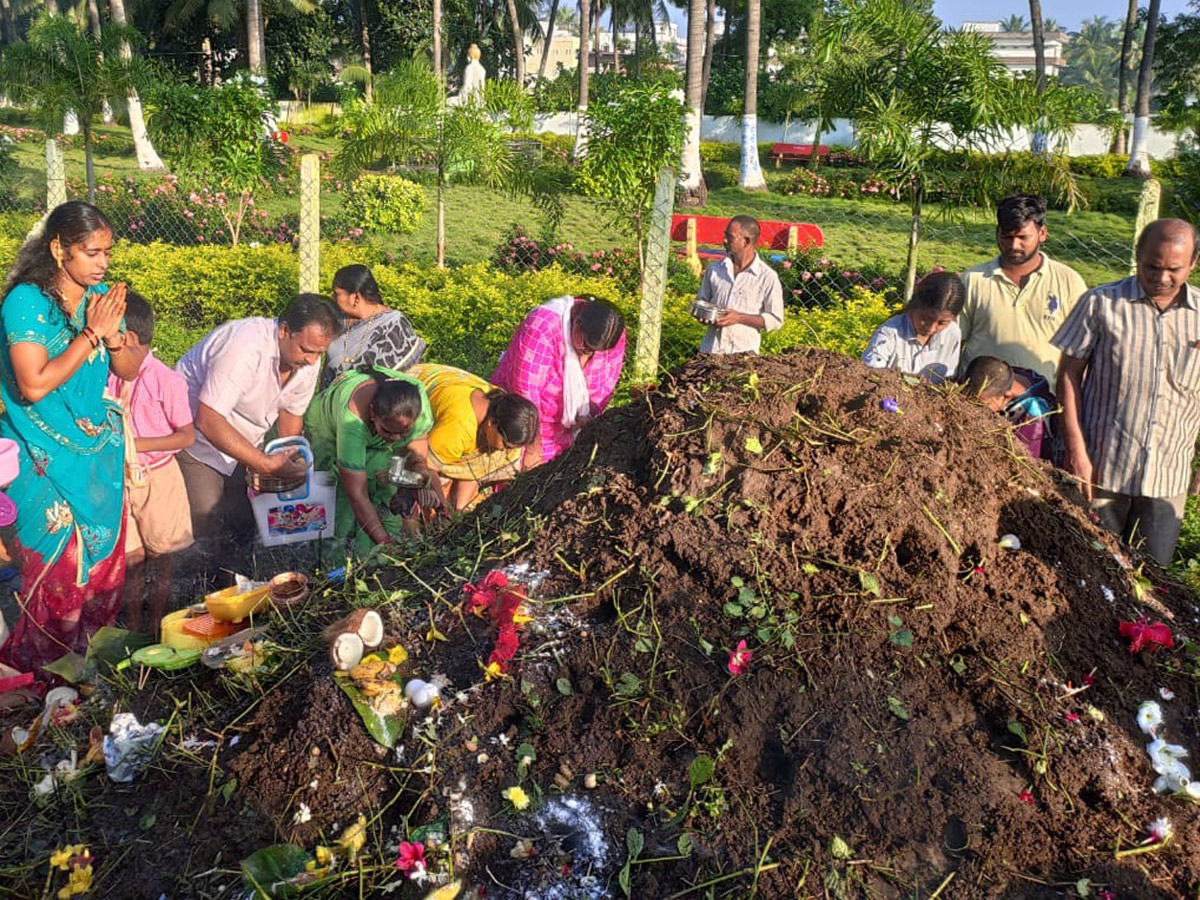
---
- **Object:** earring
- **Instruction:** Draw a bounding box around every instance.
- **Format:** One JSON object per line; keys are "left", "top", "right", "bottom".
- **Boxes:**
{"left": 55, "top": 254, "right": 63, "bottom": 270}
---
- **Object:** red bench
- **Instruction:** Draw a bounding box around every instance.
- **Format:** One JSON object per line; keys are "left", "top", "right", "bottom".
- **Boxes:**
{"left": 670, "top": 214, "right": 824, "bottom": 274}
{"left": 770, "top": 143, "right": 830, "bottom": 168}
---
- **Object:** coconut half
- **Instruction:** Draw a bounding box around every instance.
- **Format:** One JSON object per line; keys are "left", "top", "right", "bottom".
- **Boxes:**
{"left": 330, "top": 632, "right": 365, "bottom": 672}
{"left": 325, "top": 608, "right": 384, "bottom": 670}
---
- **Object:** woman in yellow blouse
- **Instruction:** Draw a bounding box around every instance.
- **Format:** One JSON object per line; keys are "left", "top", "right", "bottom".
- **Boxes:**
{"left": 407, "top": 363, "right": 540, "bottom": 511}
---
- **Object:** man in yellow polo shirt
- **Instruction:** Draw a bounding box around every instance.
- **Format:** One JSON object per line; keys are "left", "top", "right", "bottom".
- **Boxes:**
{"left": 958, "top": 195, "right": 1088, "bottom": 383}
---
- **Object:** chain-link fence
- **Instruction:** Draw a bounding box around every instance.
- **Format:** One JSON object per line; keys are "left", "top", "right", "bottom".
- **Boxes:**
{"left": 0, "top": 127, "right": 1150, "bottom": 381}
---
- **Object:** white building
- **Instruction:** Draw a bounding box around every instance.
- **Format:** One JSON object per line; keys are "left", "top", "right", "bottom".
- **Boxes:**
{"left": 961, "top": 21, "right": 1070, "bottom": 77}
{"left": 525, "top": 18, "right": 708, "bottom": 74}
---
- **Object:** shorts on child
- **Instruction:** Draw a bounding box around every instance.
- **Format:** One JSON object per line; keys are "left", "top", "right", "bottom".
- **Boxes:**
{"left": 125, "top": 456, "right": 194, "bottom": 556}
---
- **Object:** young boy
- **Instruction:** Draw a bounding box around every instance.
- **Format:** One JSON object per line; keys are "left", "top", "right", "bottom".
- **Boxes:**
{"left": 107, "top": 292, "right": 195, "bottom": 636}
{"left": 961, "top": 355, "right": 1059, "bottom": 462}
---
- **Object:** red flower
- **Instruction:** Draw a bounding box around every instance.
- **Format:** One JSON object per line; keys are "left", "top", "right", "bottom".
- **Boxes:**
{"left": 395, "top": 841, "right": 426, "bottom": 874}
{"left": 1064, "top": 712, "right": 1080, "bottom": 723}
{"left": 488, "top": 624, "right": 520, "bottom": 667}
{"left": 1018, "top": 789, "right": 1035, "bottom": 806}
{"left": 727, "top": 640, "right": 752, "bottom": 675}
{"left": 1119, "top": 619, "right": 1174, "bottom": 653}
{"left": 482, "top": 570, "right": 509, "bottom": 590}
{"left": 1082, "top": 671, "right": 1095, "bottom": 687}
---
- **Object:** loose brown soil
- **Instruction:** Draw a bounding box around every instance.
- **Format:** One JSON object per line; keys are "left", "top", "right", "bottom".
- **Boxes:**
{"left": 3, "top": 347, "right": 1199, "bottom": 899}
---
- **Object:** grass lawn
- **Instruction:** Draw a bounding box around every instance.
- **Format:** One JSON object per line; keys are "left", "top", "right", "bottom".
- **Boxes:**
{"left": 1, "top": 115, "right": 1139, "bottom": 287}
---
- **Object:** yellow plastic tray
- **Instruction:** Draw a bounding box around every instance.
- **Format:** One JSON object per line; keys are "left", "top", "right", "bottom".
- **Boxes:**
{"left": 204, "top": 583, "right": 272, "bottom": 623}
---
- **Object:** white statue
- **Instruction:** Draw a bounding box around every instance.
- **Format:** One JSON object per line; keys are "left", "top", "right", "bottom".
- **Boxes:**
{"left": 450, "top": 44, "right": 486, "bottom": 107}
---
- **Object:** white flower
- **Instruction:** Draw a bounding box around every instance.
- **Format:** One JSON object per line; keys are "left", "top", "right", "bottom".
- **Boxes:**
{"left": 1137, "top": 700, "right": 1163, "bottom": 735}
{"left": 292, "top": 803, "right": 312, "bottom": 825}
{"left": 1100, "top": 585, "right": 1115, "bottom": 602}
{"left": 1146, "top": 738, "right": 1189, "bottom": 771}
{"left": 1159, "top": 687, "right": 1176, "bottom": 700}
{"left": 998, "top": 534, "right": 1021, "bottom": 550}
{"left": 409, "top": 861, "right": 432, "bottom": 886}
{"left": 1147, "top": 816, "right": 1173, "bottom": 844}
{"left": 1185, "top": 781, "right": 1200, "bottom": 801}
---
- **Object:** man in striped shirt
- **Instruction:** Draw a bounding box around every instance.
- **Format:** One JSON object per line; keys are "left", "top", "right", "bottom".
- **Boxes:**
{"left": 1052, "top": 219, "right": 1200, "bottom": 565}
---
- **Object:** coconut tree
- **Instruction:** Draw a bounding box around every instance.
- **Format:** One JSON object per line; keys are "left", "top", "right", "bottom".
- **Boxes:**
{"left": 505, "top": 0, "right": 526, "bottom": 83}
{"left": 536, "top": 0, "right": 560, "bottom": 82}
{"left": 1064, "top": 17, "right": 1119, "bottom": 103}
{"left": 999, "top": 13, "right": 1028, "bottom": 32}
{"left": 574, "top": 0, "right": 591, "bottom": 158}
{"left": 700, "top": 0, "right": 715, "bottom": 110}
{"left": 109, "top": 0, "right": 165, "bottom": 170}
{"left": 738, "top": 0, "right": 765, "bottom": 190}
{"left": 826, "top": 0, "right": 1073, "bottom": 298}
{"left": 2, "top": 14, "right": 148, "bottom": 201}
{"left": 1115, "top": 0, "right": 1139, "bottom": 153}
{"left": 679, "top": 0, "right": 705, "bottom": 204}
{"left": 1125, "top": 0, "right": 1161, "bottom": 177}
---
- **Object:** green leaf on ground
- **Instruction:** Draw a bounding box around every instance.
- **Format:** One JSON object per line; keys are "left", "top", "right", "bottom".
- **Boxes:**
{"left": 745, "top": 436, "right": 764, "bottom": 454}
{"left": 886, "top": 696, "right": 910, "bottom": 721}
{"left": 689, "top": 754, "right": 715, "bottom": 788}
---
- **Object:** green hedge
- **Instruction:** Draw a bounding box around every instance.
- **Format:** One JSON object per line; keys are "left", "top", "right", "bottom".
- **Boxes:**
{"left": 5, "top": 239, "right": 891, "bottom": 379}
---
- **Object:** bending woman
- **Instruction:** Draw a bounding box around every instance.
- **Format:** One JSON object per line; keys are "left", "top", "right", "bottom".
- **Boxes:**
{"left": 491, "top": 296, "right": 626, "bottom": 463}
{"left": 306, "top": 366, "right": 435, "bottom": 552}
{"left": 322, "top": 265, "right": 426, "bottom": 388}
{"left": 408, "top": 363, "right": 540, "bottom": 511}
{"left": 0, "top": 201, "right": 139, "bottom": 675}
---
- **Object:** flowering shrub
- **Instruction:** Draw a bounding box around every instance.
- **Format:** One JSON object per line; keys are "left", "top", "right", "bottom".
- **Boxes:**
{"left": 778, "top": 167, "right": 904, "bottom": 202}
{"left": 775, "top": 247, "right": 899, "bottom": 308}
{"left": 492, "top": 225, "right": 693, "bottom": 294}
{"left": 65, "top": 173, "right": 304, "bottom": 246}
{"left": 342, "top": 174, "right": 425, "bottom": 234}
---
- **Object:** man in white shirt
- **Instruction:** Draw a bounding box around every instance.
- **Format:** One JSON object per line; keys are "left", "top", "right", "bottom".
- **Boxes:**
{"left": 697, "top": 215, "right": 784, "bottom": 355}
{"left": 176, "top": 293, "right": 341, "bottom": 554}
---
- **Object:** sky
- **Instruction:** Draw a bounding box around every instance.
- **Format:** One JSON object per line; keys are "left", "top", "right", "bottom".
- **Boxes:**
{"left": 661, "top": 1, "right": 1197, "bottom": 33}
{"left": 933, "top": 0, "right": 1192, "bottom": 31}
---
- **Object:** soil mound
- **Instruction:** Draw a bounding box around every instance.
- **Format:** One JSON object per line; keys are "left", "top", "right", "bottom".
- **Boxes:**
{"left": 6, "top": 348, "right": 1199, "bottom": 900}
{"left": 416, "top": 348, "right": 1200, "bottom": 899}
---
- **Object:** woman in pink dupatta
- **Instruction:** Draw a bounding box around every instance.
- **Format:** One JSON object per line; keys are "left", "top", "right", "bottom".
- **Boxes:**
{"left": 491, "top": 296, "right": 626, "bottom": 463}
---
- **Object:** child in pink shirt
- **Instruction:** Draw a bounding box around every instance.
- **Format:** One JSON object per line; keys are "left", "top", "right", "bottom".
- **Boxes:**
{"left": 107, "top": 292, "right": 195, "bottom": 635}
{"left": 491, "top": 296, "right": 626, "bottom": 463}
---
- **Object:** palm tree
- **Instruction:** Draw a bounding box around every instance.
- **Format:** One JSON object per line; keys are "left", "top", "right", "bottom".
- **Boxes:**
{"left": 1064, "top": 16, "right": 1119, "bottom": 103}
{"left": 360, "top": 0, "right": 374, "bottom": 97}
{"left": 164, "top": 0, "right": 316, "bottom": 75}
{"left": 506, "top": 0, "right": 526, "bottom": 83}
{"left": 246, "top": 0, "right": 264, "bottom": 71}
{"left": 1000, "top": 13, "right": 1028, "bottom": 31}
{"left": 2, "top": 14, "right": 147, "bottom": 201}
{"left": 679, "top": 0, "right": 705, "bottom": 205}
{"left": 109, "top": 0, "right": 165, "bottom": 170}
{"left": 574, "top": 0, "right": 591, "bottom": 158}
{"left": 1029, "top": 0, "right": 1045, "bottom": 92}
{"left": 1125, "top": 0, "right": 1161, "bottom": 177}
{"left": 1115, "top": 0, "right": 1138, "bottom": 153}
{"left": 1043, "top": 18, "right": 1062, "bottom": 32}
{"left": 738, "top": 0, "right": 765, "bottom": 190}
{"left": 700, "top": 0, "right": 715, "bottom": 111}
{"left": 537, "top": 0, "right": 560, "bottom": 82}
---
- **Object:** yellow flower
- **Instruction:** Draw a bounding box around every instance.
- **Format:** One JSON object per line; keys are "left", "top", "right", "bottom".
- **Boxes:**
{"left": 387, "top": 645, "right": 408, "bottom": 665}
{"left": 314, "top": 845, "right": 333, "bottom": 865}
{"left": 512, "top": 608, "right": 533, "bottom": 625}
{"left": 57, "top": 863, "right": 92, "bottom": 898}
{"left": 482, "top": 661, "right": 506, "bottom": 682}
{"left": 502, "top": 786, "right": 530, "bottom": 810}
{"left": 337, "top": 815, "right": 367, "bottom": 861}
{"left": 50, "top": 846, "right": 87, "bottom": 872}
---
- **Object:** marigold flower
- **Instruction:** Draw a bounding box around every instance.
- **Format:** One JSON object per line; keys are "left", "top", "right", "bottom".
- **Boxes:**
{"left": 57, "top": 864, "right": 92, "bottom": 898}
